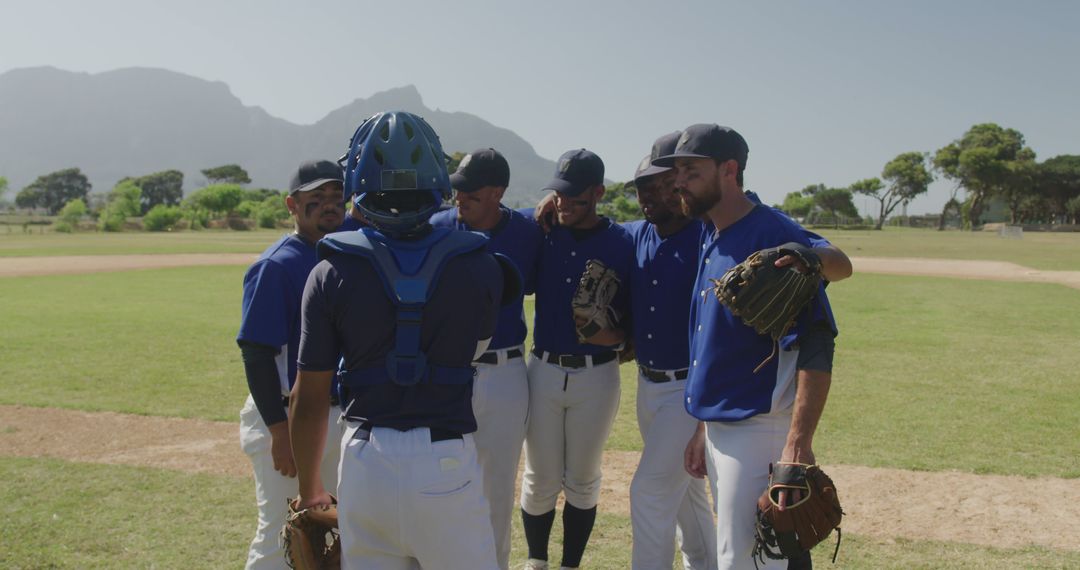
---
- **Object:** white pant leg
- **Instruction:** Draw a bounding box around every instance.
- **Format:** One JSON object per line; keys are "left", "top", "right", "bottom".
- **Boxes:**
{"left": 561, "top": 360, "right": 621, "bottom": 509}
{"left": 631, "top": 376, "right": 717, "bottom": 570}
{"left": 240, "top": 395, "right": 344, "bottom": 570}
{"left": 472, "top": 353, "right": 529, "bottom": 570}
{"left": 520, "top": 357, "right": 568, "bottom": 514}
{"left": 338, "top": 425, "right": 498, "bottom": 570}
{"left": 705, "top": 413, "right": 790, "bottom": 570}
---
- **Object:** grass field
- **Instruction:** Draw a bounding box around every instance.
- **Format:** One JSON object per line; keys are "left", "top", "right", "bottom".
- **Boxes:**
{"left": 3, "top": 232, "right": 1080, "bottom": 568}
{"left": 816, "top": 227, "right": 1080, "bottom": 271}
{"left": 4, "top": 226, "right": 1080, "bottom": 271}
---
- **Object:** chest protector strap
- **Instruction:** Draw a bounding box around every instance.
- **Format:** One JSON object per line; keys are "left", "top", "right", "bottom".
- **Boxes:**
{"left": 319, "top": 227, "right": 488, "bottom": 387}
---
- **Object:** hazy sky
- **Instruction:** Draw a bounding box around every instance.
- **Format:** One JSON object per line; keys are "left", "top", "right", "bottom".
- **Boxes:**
{"left": 2, "top": 0, "right": 1077, "bottom": 215}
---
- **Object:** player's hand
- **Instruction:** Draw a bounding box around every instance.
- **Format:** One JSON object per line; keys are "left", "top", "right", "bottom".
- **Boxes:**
{"left": 297, "top": 487, "right": 334, "bottom": 510}
{"left": 268, "top": 420, "right": 297, "bottom": 478}
{"left": 775, "top": 444, "right": 815, "bottom": 511}
{"left": 534, "top": 192, "right": 558, "bottom": 232}
{"left": 774, "top": 254, "right": 810, "bottom": 274}
{"left": 684, "top": 422, "right": 707, "bottom": 479}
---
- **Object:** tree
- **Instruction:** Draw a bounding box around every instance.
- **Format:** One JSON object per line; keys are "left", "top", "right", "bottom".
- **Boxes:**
{"left": 446, "top": 152, "right": 467, "bottom": 175}
{"left": 597, "top": 181, "right": 641, "bottom": 222}
{"left": 187, "top": 183, "right": 246, "bottom": 218}
{"left": 17, "top": 167, "right": 92, "bottom": 214}
{"left": 779, "top": 191, "right": 814, "bottom": 219}
{"left": 143, "top": 204, "right": 184, "bottom": 231}
{"left": 126, "top": 170, "right": 184, "bottom": 214}
{"left": 852, "top": 152, "right": 934, "bottom": 230}
{"left": 55, "top": 198, "right": 88, "bottom": 232}
{"left": 1035, "top": 155, "right": 1080, "bottom": 222}
{"left": 812, "top": 187, "right": 859, "bottom": 229}
{"left": 934, "top": 123, "right": 1033, "bottom": 230}
{"left": 1067, "top": 195, "right": 1080, "bottom": 225}
{"left": 201, "top": 164, "right": 251, "bottom": 185}
{"left": 0, "top": 176, "right": 7, "bottom": 201}
{"left": 98, "top": 181, "right": 142, "bottom": 231}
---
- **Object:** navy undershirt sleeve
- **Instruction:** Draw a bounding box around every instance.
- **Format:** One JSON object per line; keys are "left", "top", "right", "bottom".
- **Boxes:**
{"left": 795, "top": 320, "right": 836, "bottom": 373}
{"left": 238, "top": 340, "right": 287, "bottom": 426}
{"left": 298, "top": 262, "right": 342, "bottom": 372}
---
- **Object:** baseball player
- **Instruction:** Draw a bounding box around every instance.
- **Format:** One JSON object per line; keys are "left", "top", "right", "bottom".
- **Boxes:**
{"left": 236, "top": 159, "right": 349, "bottom": 570}
{"left": 430, "top": 148, "right": 543, "bottom": 570}
{"left": 653, "top": 124, "right": 852, "bottom": 570}
{"left": 623, "top": 132, "right": 718, "bottom": 570}
{"left": 289, "top": 112, "right": 520, "bottom": 569}
{"left": 520, "top": 149, "right": 634, "bottom": 570}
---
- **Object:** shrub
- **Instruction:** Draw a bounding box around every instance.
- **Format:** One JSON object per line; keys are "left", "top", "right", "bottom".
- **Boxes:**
{"left": 143, "top": 205, "right": 184, "bottom": 231}
{"left": 53, "top": 221, "right": 74, "bottom": 233}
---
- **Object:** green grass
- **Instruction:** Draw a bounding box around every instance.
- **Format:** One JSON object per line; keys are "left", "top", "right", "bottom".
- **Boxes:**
{"left": 3, "top": 456, "right": 1078, "bottom": 569}
{"left": 4, "top": 267, "right": 1079, "bottom": 478}
{"left": 819, "top": 273, "right": 1080, "bottom": 478}
{"left": 0, "top": 229, "right": 283, "bottom": 257}
{"left": 816, "top": 226, "right": 1080, "bottom": 271}
{"left": 0, "top": 266, "right": 250, "bottom": 420}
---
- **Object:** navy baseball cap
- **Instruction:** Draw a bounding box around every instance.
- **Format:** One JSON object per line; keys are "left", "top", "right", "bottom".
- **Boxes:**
{"left": 289, "top": 159, "right": 344, "bottom": 195}
{"left": 633, "top": 131, "right": 681, "bottom": 183}
{"left": 449, "top": 148, "right": 510, "bottom": 193}
{"left": 652, "top": 124, "right": 749, "bottom": 169}
{"left": 543, "top": 149, "right": 605, "bottom": 197}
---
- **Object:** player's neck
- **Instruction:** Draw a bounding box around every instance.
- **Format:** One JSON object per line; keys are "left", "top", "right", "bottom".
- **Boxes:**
{"left": 706, "top": 189, "right": 755, "bottom": 233}
{"left": 468, "top": 205, "right": 504, "bottom": 231}
{"left": 567, "top": 211, "right": 601, "bottom": 230}
{"left": 293, "top": 227, "right": 326, "bottom": 246}
{"left": 653, "top": 216, "right": 692, "bottom": 238}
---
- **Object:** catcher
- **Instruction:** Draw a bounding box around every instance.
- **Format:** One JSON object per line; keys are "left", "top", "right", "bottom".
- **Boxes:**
{"left": 652, "top": 123, "right": 852, "bottom": 570}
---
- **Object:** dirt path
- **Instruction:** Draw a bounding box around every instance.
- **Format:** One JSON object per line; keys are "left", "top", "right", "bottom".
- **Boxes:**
{"left": 2, "top": 405, "right": 1077, "bottom": 551}
{"left": 5, "top": 254, "right": 1080, "bottom": 290}
{"left": 851, "top": 256, "right": 1080, "bottom": 289}
{"left": 0, "top": 253, "right": 257, "bottom": 277}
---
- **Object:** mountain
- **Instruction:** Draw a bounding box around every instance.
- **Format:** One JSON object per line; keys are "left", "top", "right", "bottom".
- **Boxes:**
{"left": 0, "top": 67, "right": 556, "bottom": 206}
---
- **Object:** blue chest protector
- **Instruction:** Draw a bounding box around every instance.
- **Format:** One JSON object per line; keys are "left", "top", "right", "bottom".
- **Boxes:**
{"left": 318, "top": 226, "right": 489, "bottom": 387}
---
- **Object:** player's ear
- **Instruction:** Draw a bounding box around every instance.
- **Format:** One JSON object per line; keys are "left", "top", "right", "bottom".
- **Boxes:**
{"left": 285, "top": 194, "right": 299, "bottom": 215}
{"left": 592, "top": 185, "right": 606, "bottom": 203}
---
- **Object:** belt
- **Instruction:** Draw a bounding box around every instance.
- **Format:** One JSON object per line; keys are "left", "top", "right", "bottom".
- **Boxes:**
{"left": 282, "top": 394, "right": 341, "bottom": 407}
{"left": 638, "top": 365, "right": 689, "bottom": 383}
{"left": 532, "top": 349, "right": 618, "bottom": 369}
{"left": 474, "top": 347, "right": 524, "bottom": 365}
{"left": 353, "top": 424, "right": 462, "bottom": 443}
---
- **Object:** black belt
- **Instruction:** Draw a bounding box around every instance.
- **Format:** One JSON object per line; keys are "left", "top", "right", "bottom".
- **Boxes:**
{"left": 354, "top": 424, "right": 462, "bottom": 443}
{"left": 474, "top": 347, "right": 524, "bottom": 365}
{"left": 282, "top": 394, "right": 341, "bottom": 407}
{"left": 532, "top": 349, "right": 618, "bottom": 369}
{"left": 638, "top": 365, "right": 689, "bottom": 383}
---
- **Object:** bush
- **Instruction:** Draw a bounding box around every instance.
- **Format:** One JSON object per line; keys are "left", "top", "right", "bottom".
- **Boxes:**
{"left": 143, "top": 205, "right": 184, "bottom": 231}
{"left": 255, "top": 196, "right": 290, "bottom": 229}
{"left": 53, "top": 221, "right": 74, "bottom": 233}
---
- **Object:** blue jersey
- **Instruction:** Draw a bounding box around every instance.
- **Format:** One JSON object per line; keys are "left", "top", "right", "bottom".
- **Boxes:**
{"left": 532, "top": 218, "right": 634, "bottom": 355}
{"left": 686, "top": 205, "right": 836, "bottom": 422}
{"left": 622, "top": 219, "right": 704, "bottom": 370}
{"left": 237, "top": 234, "right": 319, "bottom": 395}
{"left": 430, "top": 206, "right": 542, "bottom": 349}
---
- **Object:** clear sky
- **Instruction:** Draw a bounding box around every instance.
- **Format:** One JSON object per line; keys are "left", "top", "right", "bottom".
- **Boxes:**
{"left": 2, "top": 0, "right": 1077, "bottom": 215}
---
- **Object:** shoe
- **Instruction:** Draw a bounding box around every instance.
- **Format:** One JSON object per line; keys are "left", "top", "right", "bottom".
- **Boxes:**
{"left": 522, "top": 560, "right": 549, "bottom": 570}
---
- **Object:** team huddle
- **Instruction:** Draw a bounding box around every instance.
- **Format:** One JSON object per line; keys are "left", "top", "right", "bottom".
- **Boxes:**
{"left": 236, "top": 112, "right": 851, "bottom": 570}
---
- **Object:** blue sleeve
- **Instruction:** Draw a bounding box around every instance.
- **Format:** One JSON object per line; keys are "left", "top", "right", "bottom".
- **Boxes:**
{"left": 297, "top": 261, "right": 341, "bottom": 372}
{"left": 802, "top": 228, "right": 831, "bottom": 248}
{"left": 237, "top": 260, "right": 290, "bottom": 349}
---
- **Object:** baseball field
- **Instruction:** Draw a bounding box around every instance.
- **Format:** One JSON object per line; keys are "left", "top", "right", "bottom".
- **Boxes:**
{"left": 2, "top": 227, "right": 1079, "bottom": 569}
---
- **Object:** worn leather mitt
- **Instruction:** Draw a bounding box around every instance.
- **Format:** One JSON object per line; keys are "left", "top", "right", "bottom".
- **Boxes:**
{"left": 572, "top": 259, "right": 621, "bottom": 342}
{"left": 282, "top": 495, "right": 341, "bottom": 570}
{"left": 753, "top": 462, "right": 843, "bottom": 566}
{"left": 710, "top": 242, "right": 822, "bottom": 371}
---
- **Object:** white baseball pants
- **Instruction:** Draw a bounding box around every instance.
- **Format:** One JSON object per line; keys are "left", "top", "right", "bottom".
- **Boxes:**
{"left": 337, "top": 424, "right": 498, "bottom": 570}
{"left": 705, "top": 412, "right": 792, "bottom": 570}
{"left": 520, "top": 356, "right": 621, "bottom": 513}
{"left": 472, "top": 348, "right": 529, "bottom": 570}
{"left": 239, "top": 395, "right": 344, "bottom": 570}
{"left": 631, "top": 374, "right": 717, "bottom": 570}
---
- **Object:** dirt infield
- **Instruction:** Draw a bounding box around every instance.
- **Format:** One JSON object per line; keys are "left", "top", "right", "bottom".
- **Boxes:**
{"left": 5, "top": 254, "right": 1080, "bottom": 290}
{"left": 2, "top": 405, "right": 1077, "bottom": 551}
{"left": 0, "top": 253, "right": 257, "bottom": 277}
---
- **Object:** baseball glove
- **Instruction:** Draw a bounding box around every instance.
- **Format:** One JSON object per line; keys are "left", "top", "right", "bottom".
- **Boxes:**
{"left": 753, "top": 462, "right": 843, "bottom": 566}
{"left": 282, "top": 495, "right": 341, "bottom": 570}
{"left": 572, "top": 259, "right": 621, "bottom": 342}
{"left": 710, "top": 242, "right": 822, "bottom": 372}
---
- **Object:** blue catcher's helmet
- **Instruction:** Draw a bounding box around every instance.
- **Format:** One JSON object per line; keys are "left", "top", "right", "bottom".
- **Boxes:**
{"left": 342, "top": 111, "right": 450, "bottom": 236}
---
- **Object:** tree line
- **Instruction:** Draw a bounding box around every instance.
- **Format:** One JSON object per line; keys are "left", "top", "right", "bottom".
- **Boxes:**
{"left": 3, "top": 164, "right": 290, "bottom": 232}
